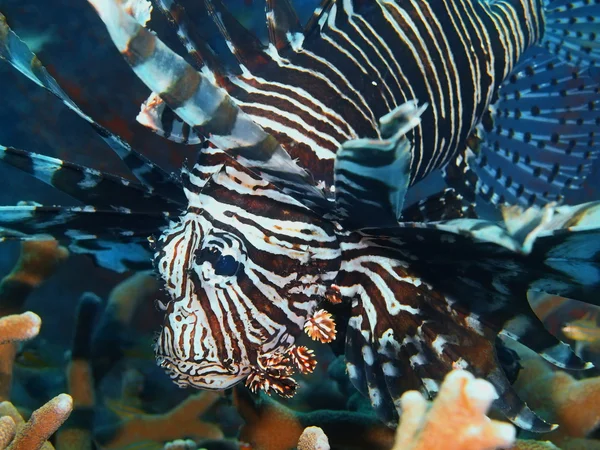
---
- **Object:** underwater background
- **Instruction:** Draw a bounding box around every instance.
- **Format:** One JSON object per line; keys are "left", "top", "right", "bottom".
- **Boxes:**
{"left": 0, "top": 1, "right": 599, "bottom": 449}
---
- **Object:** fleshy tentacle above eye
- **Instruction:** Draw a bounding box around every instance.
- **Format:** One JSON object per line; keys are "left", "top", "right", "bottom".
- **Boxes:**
{"left": 339, "top": 200, "right": 600, "bottom": 431}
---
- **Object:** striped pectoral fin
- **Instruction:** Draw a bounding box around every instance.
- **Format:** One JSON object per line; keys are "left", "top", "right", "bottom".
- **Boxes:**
{"left": 0, "top": 145, "right": 181, "bottom": 212}
{"left": 413, "top": 309, "right": 556, "bottom": 432}
{"left": 446, "top": 47, "right": 600, "bottom": 208}
{"left": 88, "top": 0, "right": 329, "bottom": 213}
{"left": 0, "top": 14, "right": 185, "bottom": 204}
{"left": 0, "top": 204, "right": 168, "bottom": 280}
{"left": 137, "top": 93, "right": 205, "bottom": 145}
{"left": 542, "top": 0, "right": 600, "bottom": 68}
{"left": 346, "top": 287, "right": 554, "bottom": 431}
{"left": 345, "top": 312, "right": 408, "bottom": 427}
{"left": 500, "top": 312, "right": 592, "bottom": 370}
{"left": 334, "top": 101, "right": 426, "bottom": 227}
{"left": 0, "top": 206, "right": 156, "bottom": 272}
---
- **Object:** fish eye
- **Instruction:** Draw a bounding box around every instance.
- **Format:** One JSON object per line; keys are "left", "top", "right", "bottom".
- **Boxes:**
{"left": 194, "top": 245, "right": 241, "bottom": 279}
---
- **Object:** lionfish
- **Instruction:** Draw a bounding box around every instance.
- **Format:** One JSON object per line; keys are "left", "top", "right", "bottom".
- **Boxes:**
{"left": 1, "top": 0, "right": 600, "bottom": 432}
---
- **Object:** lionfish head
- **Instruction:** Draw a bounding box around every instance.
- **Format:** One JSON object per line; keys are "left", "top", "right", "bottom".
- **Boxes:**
{"left": 153, "top": 157, "right": 342, "bottom": 394}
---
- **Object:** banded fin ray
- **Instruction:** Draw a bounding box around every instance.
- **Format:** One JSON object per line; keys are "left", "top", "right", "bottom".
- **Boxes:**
{"left": 0, "top": 206, "right": 168, "bottom": 272}
{"left": 445, "top": 47, "right": 600, "bottom": 207}
{"left": 0, "top": 145, "right": 182, "bottom": 211}
{"left": 204, "top": 0, "right": 271, "bottom": 74}
{"left": 152, "top": 0, "right": 224, "bottom": 73}
{"left": 341, "top": 246, "right": 556, "bottom": 431}
{"left": 0, "top": 13, "right": 186, "bottom": 204}
{"left": 88, "top": 0, "right": 330, "bottom": 213}
{"left": 542, "top": 0, "right": 600, "bottom": 68}
{"left": 266, "top": 0, "right": 304, "bottom": 52}
{"left": 0, "top": 205, "right": 170, "bottom": 240}
{"left": 137, "top": 93, "right": 204, "bottom": 146}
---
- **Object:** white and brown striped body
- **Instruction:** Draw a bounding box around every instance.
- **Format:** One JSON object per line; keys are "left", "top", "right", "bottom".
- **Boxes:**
{"left": 153, "top": 148, "right": 341, "bottom": 392}
{"left": 91, "top": 0, "right": 546, "bottom": 196}
{"left": 222, "top": 0, "right": 546, "bottom": 186}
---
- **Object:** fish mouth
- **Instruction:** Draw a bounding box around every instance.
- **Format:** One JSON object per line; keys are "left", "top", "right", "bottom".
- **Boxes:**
{"left": 156, "top": 354, "right": 248, "bottom": 390}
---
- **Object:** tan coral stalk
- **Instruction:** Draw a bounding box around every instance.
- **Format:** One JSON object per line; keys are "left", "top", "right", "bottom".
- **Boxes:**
{"left": 0, "top": 416, "right": 16, "bottom": 449}
{"left": 393, "top": 370, "right": 516, "bottom": 450}
{"left": 7, "top": 393, "right": 73, "bottom": 450}
{"left": 0, "top": 312, "right": 41, "bottom": 344}
{"left": 0, "top": 312, "right": 42, "bottom": 401}
{"left": 0, "top": 241, "right": 68, "bottom": 316}
{"left": 298, "top": 426, "right": 330, "bottom": 450}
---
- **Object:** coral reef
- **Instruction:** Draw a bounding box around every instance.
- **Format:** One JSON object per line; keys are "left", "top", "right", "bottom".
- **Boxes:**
{"left": 391, "top": 370, "right": 515, "bottom": 450}
{"left": 0, "top": 393, "right": 73, "bottom": 450}
{"left": 297, "top": 426, "right": 330, "bottom": 450}
{"left": 234, "top": 383, "right": 395, "bottom": 450}
{"left": 512, "top": 350, "right": 600, "bottom": 449}
{"left": 0, "top": 242, "right": 227, "bottom": 450}
{"left": 289, "top": 369, "right": 525, "bottom": 450}
{"left": 95, "top": 391, "right": 223, "bottom": 449}
{"left": 0, "top": 241, "right": 68, "bottom": 402}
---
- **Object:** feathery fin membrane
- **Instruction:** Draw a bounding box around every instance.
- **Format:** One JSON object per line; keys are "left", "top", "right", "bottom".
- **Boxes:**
{"left": 347, "top": 201, "right": 599, "bottom": 430}
{"left": 0, "top": 145, "right": 182, "bottom": 211}
{"left": 542, "top": 0, "right": 600, "bottom": 68}
{"left": 445, "top": 47, "right": 600, "bottom": 207}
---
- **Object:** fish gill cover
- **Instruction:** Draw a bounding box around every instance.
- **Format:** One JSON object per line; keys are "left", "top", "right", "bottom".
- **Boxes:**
{"left": 0, "top": 0, "right": 599, "bottom": 449}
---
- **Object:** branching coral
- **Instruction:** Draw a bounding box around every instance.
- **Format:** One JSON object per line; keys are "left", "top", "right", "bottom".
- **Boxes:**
{"left": 0, "top": 241, "right": 69, "bottom": 317}
{"left": 512, "top": 351, "right": 600, "bottom": 449}
{"left": 55, "top": 293, "right": 102, "bottom": 450}
{"left": 0, "top": 240, "right": 67, "bottom": 402}
{"left": 291, "top": 370, "right": 532, "bottom": 450}
{"left": 0, "top": 393, "right": 73, "bottom": 450}
{"left": 391, "top": 370, "right": 516, "bottom": 450}
{"left": 234, "top": 385, "right": 395, "bottom": 450}
{"left": 95, "top": 391, "right": 223, "bottom": 449}
{"left": 0, "top": 310, "right": 74, "bottom": 450}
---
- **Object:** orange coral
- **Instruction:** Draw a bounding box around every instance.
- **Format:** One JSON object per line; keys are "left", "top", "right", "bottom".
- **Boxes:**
{"left": 55, "top": 293, "right": 101, "bottom": 450}
{"left": 234, "top": 386, "right": 394, "bottom": 450}
{"left": 0, "top": 393, "right": 73, "bottom": 450}
{"left": 0, "top": 416, "right": 16, "bottom": 448}
{"left": 392, "top": 370, "right": 516, "bottom": 450}
{"left": 95, "top": 391, "right": 223, "bottom": 449}
{"left": 512, "top": 352, "right": 600, "bottom": 448}
{"left": 0, "top": 312, "right": 42, "bottom": 344}
{"left": 0, "top": 241, "right": 68, "bottom": 316}
{"left": 0, "top": 240, "right": 68, "bottom": 402}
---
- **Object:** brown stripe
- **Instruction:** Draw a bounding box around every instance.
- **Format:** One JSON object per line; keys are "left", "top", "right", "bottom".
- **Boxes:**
{"left": 162, "top": 65, "right": 202, "bottom": 110}
{"left": 195, "top": 97, "right": 239, "bottom": 135}
{"left": 122, "top": 26, "right": 156, "bottom": 67}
